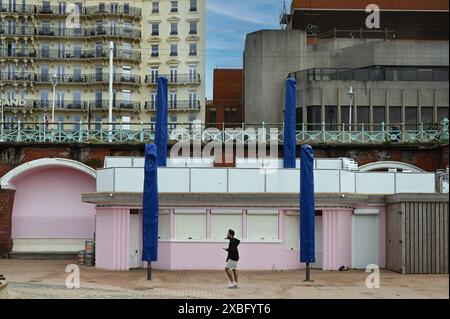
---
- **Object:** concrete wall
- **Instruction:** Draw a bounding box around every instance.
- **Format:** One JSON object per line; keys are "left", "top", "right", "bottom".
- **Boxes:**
{"left": 244, "top": 30, "right": 307, "bottom": 123}
{"left": 244, "top": 29, "right": 449, "bottom": 124}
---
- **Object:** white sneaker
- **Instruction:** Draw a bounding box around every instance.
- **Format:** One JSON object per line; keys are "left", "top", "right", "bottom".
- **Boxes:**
{"left": 233, "top": 283, "right": 239, "bottom": 289}
{"left": 228, "top": 282, "right": 236, "bottom": 288}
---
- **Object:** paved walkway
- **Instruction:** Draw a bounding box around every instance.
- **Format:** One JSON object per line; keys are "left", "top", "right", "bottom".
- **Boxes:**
{"left": 0, "top": 260, "right": 448, "bottom": 299}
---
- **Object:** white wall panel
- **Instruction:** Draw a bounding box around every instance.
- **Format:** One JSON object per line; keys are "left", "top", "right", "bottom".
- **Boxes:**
{"left": 395, "top": 173, "right": 435, "bottom": 193}
{"left": 340, "top": 171, "right": 355, "bottom": 193}
{"left": 159, "top": 168, "right": 190, "bottom": 193}
{"left": 114, "top": 168, "right": 144, "bottom": 192}
{"left": 132, "top": 158, "right": 145, "bottom": 167}
{"left": 186, "top": 157, "right": 214, "bottom": 168}
{"left": 96, "top": 169, "right": 115, "bottom": 192}
{"left": 356, "top": 173, "right": 395, "bottom": 194}
{"left": 190, "top": 169, "right": 227, "bottom": 193}
{"left": 104, "top": 157, "right": 133, "bottom": 168}
{"left": 316, "top": 159, "right": 343, "bottom": 170}
{"left": 314, "top": 170, "right": 340, "bottom": 193}
{"left": 266, "top": 169, "right": 300, "bottom": 193}
{"left": 228, "top": 169, "right": 265, "bottom": 193}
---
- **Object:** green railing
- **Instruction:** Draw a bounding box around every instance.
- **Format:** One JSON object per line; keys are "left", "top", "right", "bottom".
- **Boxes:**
{"left": 0, "top": 120, "right": 448, "bottom": 144}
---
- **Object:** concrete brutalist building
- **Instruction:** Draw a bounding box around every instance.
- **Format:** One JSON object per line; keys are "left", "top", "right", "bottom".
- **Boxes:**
{"left": 243, "top": 1, "right": 449, "bottom": 128}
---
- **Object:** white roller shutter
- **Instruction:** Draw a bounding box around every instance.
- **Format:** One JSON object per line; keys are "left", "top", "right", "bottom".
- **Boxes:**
{"left": 247, "top": 209, "right": 279, "bottom": 241}
{"left": 211, "top": 210, "right": 242, "bottom": 240}
{"left": 174, "top": 209, "right": 206, "bottom": 240}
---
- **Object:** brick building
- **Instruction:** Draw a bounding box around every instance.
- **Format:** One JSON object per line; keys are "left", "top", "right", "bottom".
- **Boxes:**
{"left": 206, "top": 68, "right": 244, "bottom": 128}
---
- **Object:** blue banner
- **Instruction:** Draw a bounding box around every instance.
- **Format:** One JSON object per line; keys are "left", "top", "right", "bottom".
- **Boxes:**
{"left": 142, "top": 144, "right": 159, "bottom": 262}
{"left": 300, "top": 144, "right": 315, "bottom": 263}
{"left": 156, "top": 76, "right": 168, "bottom": 167}
{"left": 283, "top": 77, "right": 297, "bottom": 168}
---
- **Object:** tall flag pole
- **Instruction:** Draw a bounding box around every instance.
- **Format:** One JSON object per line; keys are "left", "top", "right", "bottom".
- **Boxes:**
{"left": 283, "top": 77, "right": 297, "bottom": 168}
{"left": 300, "top": 144, "right": 315, "bottom": 281}
{"left": 142, "top": 144, "right": 159, "bottom": 281}
{"left": 156, "top": 76, "right": 168, "bottom": 167}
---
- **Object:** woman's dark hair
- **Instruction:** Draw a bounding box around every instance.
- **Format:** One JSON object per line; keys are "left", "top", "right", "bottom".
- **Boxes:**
{"left": 228, "top": 229, "right": 235, "bottom": 237}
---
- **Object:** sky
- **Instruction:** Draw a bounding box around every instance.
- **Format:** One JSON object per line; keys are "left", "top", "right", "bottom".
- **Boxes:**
{"left": 205, "top": 0, "right": 286, "bottom": 99}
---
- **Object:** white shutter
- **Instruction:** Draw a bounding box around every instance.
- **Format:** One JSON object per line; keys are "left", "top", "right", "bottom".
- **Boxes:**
{"left": 247, "top": 210, "right": 279, "bottom": 241}
{"left": 211, "top": 210, "right": 242, "bottom": 240}
{"left": 158, "top": 210, "right": 170, "bottom": 240}
{"left": 175, "top": 209, "right": 206, "bottom": 240}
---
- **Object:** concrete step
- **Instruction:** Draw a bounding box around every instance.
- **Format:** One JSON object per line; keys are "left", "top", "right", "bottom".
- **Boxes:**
{"left": 8, "top": 252, "right": 78, "bottom": 260}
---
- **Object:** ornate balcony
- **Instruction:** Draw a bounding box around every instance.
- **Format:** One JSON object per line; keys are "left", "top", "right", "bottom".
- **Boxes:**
{"left": 0, "top": 72, "right": 34, "bottom": 83}
{"left": 90, "top": 73, "right": 141, "bottom": 86}
{"left": 34, "top": 73, "right": 88, "bottom": 84}
{"left": 85, "top": 4, "right": 141, "bottom": 18}
{"left": 85, "top": 27, "right": 141, "bottom": 39}
{"left": 0, "top": 49, "right": 36, "bottom": 58}
{"left": 0, "top": 4, "right": 34, "bottom": 14}
{"left": 0, "top": 25, "right": 34, "bottom": 36}
{"left": 144, "top": 100, "right": 201, "bottom": 112}
{"left": 30, "top": 100, "right": 88, "bottom": 110}
{"left": 34, "top": 27, "right": 85, "bottom": 37}
{"left": 34, "top": 48, "right": 140, "bottom": 62}
{"left": 90, "top": 100, "right": 141, "bottom": 112}
{"left": 145, "top": 74, "right": 201, "bottom": 86}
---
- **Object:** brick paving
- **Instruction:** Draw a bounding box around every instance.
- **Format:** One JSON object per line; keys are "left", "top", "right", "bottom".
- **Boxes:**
{"left": 0, "top": 259, "right": 448, "bottom": 299}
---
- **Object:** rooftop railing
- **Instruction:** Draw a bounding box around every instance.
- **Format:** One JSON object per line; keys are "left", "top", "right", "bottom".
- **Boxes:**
{"left": 0, "top": 120, "right": 447, "bottom": 144}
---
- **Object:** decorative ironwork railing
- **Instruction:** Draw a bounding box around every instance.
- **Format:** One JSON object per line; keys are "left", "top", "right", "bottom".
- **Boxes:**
{"left": 0, "top": 120, "right": 448, "bottom": 144}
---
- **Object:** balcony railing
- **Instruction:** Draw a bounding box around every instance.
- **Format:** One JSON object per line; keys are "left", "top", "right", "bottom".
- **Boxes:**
{"left": 90, "top": 100, "right": 141, "bottom": 111}
{"left": 145, "top": 100, "right": 201, "bottom": 111}
{"left": 0, "top": 25, "right": 34, "bottom": 35}
{"left": 0, "top": 72, "right": 34, "bottom": 82}
{"left": 293, "top": 67, "right": 450, "bottom": 82}
{"left": 0, "top": 49, "right": 36, "bottom": 58}
{"left": 0, "top": 4, "right": 34, "bottom": 14}
{"left": 34, "top": 73, "right": 88, "bottom": 84}
{"left": 30, "top": 100, "right": 88, "bottom": 110}
{"left": 34, "top": 49, "right": 140, "bottom": 61}
{"left": 0, "top": 120, "right": 448, "bottom": 144}
{"left": 86, "top": 27, "right": 141, "bottom": 39}
{"left": 85, "top": 4, "right": 141, "bottom": 17}
{"left": 34, "top": 27, "right": 85, "bottom": 37}
{"left": 91, "top": 73, "right": 141, "bottom": 85}
{"left": 145, "top": 74, "right": 201, "bottom": 85}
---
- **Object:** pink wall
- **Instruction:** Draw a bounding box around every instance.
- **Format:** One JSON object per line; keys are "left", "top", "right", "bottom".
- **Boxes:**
{"left": 95, "top": 208, "right": 130, "bottom": 271}
{"left": 11, "top": 167, "right": 96, "bottom": 239}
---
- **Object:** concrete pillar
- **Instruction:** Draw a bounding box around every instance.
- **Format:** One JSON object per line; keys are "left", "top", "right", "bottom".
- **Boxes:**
{"left": 0, "top": 189, "right": 15, "bottom": 255}
{"left": 322, "top": 209, "right": 353, "bottom": 271}
{"left": 95, "top": 207, "right": 130, "bottom": 271}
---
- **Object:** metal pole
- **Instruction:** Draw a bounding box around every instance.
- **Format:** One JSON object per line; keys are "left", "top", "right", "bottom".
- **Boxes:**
{"left": 108, "top": 41, "right": 114, "bottom": 142}
{"left": 52, "top": 80, "right": 56, "bottom": 130}
{"left": 1, "top": 103, "right": 4, "bottom": 137}
{"left": 305, "top": 262, "right": 311, "bottom": 281}
{"left": 349, "top": 95, "right": 352, "bottom": 132}
{"left": 147, "top": 261, "right": 152, "bottom": 281}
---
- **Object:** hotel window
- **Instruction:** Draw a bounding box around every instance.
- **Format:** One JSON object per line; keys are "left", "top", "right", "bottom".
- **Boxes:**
{"left": 72, "top": 91, "right": 81, "bottom": 109}
{"left": 189, "top": 21, "right": 197, "bottom": 34}
{"left": 7, "top": 64, "right": 15, "bottom": 80}
{"left": 123, "top": 42, "right": 131, "bottom": 58}
{"left": 57, "top": 21, "right": 65, "bottom": 36}
{"left": 211, "top": 210, "right": 242, "bottom": 240}
{"left": 123, "top": 21, "right": 132, "bottom": 35}
{"left": 437, "top": 107, "right": 449, "bottom": 122}
{"left": 94, "top": 115, "right": 103, "bottom": 130}
{"left": 42, "top": 1, "right": 51, "bottom": 13}
{"left": 122, "top": 66, "right": 131, "bottom": 81}
{"left": 373, "top": 106, "right": 386, "bottom": 130}
{"left": 189, "top": 0, "right": 197, "bottom": 12}
{"left": 150, "top": 67, "right": 159, "bottom": 83}
{"left": 73, "top": 66, "right": 81, "bottom": 82}
{"left": 421, "top": 107, "right": 434, "bottom": 129}
{"left": 151, "top": 22, "right": 159, "bottom": 36}
{"left": 40, "top": 65, "right": 49, "bottom": 82}
{"left": 174, "top": 209, "right": 206, "bottom": 240}
{"left": 169, "top": 91, "right": 177, "bottom": 108}
{"left": 150, "top": 91, "right": 157, "bottom": 109}
{"left": 189, "top": 91, "right": 197, "bottom": 108}
{"left": 40, "top": 90, "right": 49, "bottom": 108}
{"left": 151, "top": 45, "right": 159, "bottom": 57}
{"left": 41, "top": 43, "right": 50, "bottom": 58}
{"left": 247, "top": 210, "right": 278, "bottom": 241}
{"left": 73, "top": 44, "right": 82, "bottom": 58}
{"left": 110, "top": 2, "right": 118, "bottom": 13}
{"left": 170, "top": 22, "right": 178, "bottom": 35}
{"left": 72, "top": 115, "right": 81, "bottom": 130}
{"left": 405, "top": 107, "right": 418, "bottom": 130}
{"left": 341, "top": 105, "right": 351, "bottom": 125}
{"left": 95, "top": 91, "right": 102, "bottom": 108}
{"left": 169, "top": 115, "right": 177, "bottom": 129}
{"left": 57, "top": 43, "right": 65, "bottom": 58}
{"left": 189, "top": 43, "right": 197, "bottom": 56}
{"left": 158, "top": 210, "right": 170, "bottom": 240}
{"left": 7, "top": 20, "right": 16, "bottom": 34}
{"left": 170, "top": 1, "right": 178, "bottom": 13}
{"left": 188, "top": 66, "right": 198, "bottom": 82}
{"left": 151, "top": 1, "right": 159, "bottom": 13}
{"left": 56, "top": 115, "right": 64, "bottom": 130}
{"left": 55, "top": 91, "right": 64, "bottom": 108}
{"left": 170, "top": 68, "right": 178, "bottom": 82}
{"left": 57, "top": 65, "right": 65, "bottom": 81}
{"left": 325, "top": 105, "right": 337, "bottom": 130}
{"left": 41, "top": 21, "right": 50, "bottom": 35}
{"left": 356, "top": 106, "right": 370, "bottom": 131}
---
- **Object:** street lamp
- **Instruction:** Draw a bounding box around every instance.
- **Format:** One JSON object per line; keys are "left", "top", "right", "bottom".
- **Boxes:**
{"left": 51, "top": 73, "right": 58, "bottom": 129}
{"left": 347, "top": 86, "right": 355, "bottom": 131}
